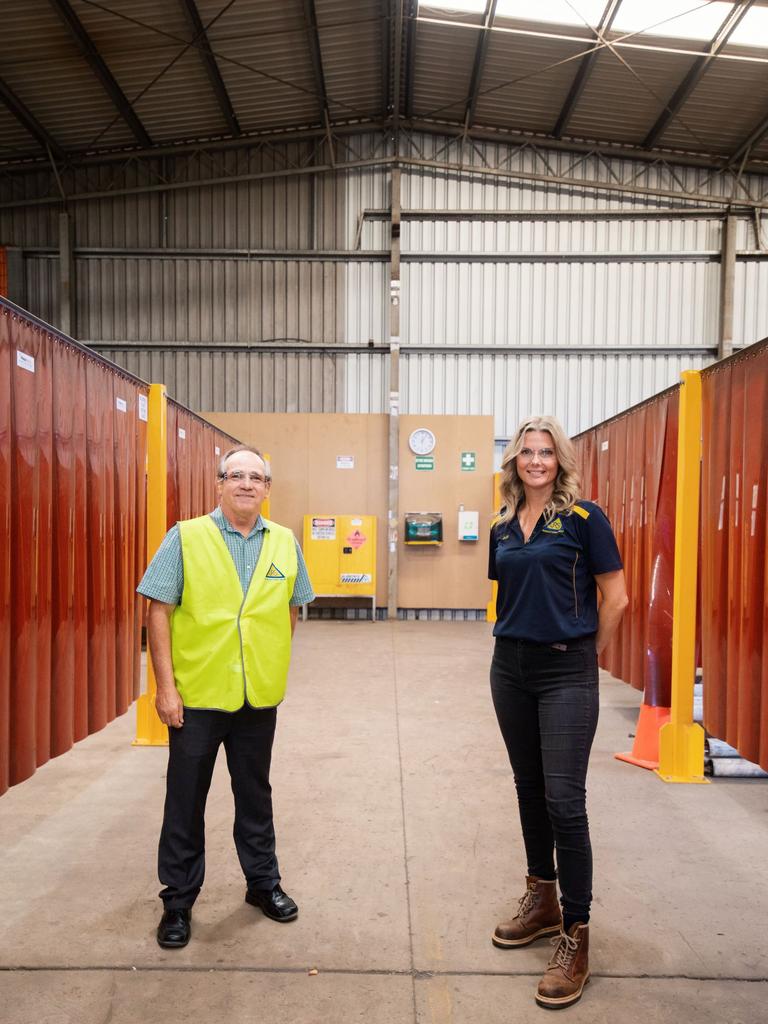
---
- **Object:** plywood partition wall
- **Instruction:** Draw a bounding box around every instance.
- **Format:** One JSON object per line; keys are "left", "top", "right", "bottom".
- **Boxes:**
{"left": 398, "top": 415, "right": 494, "bottom": 610}
{"left": 201, "top": 413, "right": 494, "bottom": 611}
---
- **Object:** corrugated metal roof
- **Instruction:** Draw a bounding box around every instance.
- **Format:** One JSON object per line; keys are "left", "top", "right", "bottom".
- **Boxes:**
{"left": 4, "top": 1, "right": 768, "bottom": 173}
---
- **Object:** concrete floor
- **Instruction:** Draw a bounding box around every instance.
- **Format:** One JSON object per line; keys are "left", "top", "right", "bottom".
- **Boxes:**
{"left": 1, "top": 621, "right": 767, "bottom": 1024}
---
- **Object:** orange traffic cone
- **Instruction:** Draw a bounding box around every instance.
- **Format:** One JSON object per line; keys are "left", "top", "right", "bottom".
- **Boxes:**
{"left": 615, "top": 703, "right": 671, "bottom": 770}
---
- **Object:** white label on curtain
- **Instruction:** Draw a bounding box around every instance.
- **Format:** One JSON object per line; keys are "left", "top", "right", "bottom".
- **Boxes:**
{"left": 16, "top": 350, "right": 34, "bottom": 372}
{"left": 115, "top": 397, "right": 127, "bottom": 412}
{"left": 178, "top": 428, "right": 186, "bottom": 440}
{"left": 138, "top": 395, "right": 148, "bottom": 421}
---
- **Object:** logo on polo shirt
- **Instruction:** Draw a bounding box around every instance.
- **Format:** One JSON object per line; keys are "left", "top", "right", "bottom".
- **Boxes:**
{"left": 542, "top": 517, "right": 563, "bottom": 534}
{"left": 265, "top": 563, "right": 286, "bottom": 579}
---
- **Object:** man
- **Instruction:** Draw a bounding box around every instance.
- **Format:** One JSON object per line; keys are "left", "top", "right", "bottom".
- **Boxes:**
{"left": 137, "top": 444, "right": 314, "bottom": 949}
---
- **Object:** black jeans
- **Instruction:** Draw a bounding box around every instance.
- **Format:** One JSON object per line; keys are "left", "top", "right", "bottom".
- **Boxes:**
{"left": 158, "top": 704, "right": 280, "bottom": 909}
{"left": 490, "top": 636, "right": 599, "bottom": 923}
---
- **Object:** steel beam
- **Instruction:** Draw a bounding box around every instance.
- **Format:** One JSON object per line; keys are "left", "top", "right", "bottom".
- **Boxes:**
{"left": 359, "top": 206, "right": 732, "bottom": 220}
{"left": 388, "top": 165, "right": 401, "bottom": 621}
{"left": 392, "top": 0, "right": 405, "bottom": 145}
{"left": 553, "top": 0, "right": 622, "bottom": 139}
{"left": 178, "top": 0, "right": 240, "bottom": 136}
{"left": 58, "top": 212, "right": 75, "bottom": 335}
{"left": 643, "top": 1, "right": 755, "bottom": 150}
{"left": 0, "top": 77, "right": 65, "bottom": 159}
{"left": 49, "top": 0, "right": 152, "bottom": 147}
{"left": 464, "top": 0, "right": 497, "bottom": 130}
{"left": 729, "top": 110, "right": 768, "bottom": 168}
{"left": 87, "top": 341, "right": 717, "bottom": 356}
{"left": 719, "top": 214, "right": 737, "bottom": 359}
{"left": 404, "top": 0, "right": 418, "bottom": 119}
{"left": 7, "top": 147, "right": 768, "bottom": 211}
{"left": 381, "top": 0, "right": 392, "bottom": 119}
{"left": 302, "top": 1, "right": 331, "bottom": 125}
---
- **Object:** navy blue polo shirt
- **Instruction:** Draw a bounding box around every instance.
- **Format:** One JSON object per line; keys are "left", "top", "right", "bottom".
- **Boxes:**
{"left": 488, "top": 500, "right": 622, "bottom": 644}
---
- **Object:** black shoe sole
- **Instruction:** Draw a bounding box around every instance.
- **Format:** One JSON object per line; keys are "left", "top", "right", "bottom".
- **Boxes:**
{"left": 245, "top": 891, "right": 298, "bottom": 922}
{"left": 157, "top": 933, "right": 190, "bottom": 949}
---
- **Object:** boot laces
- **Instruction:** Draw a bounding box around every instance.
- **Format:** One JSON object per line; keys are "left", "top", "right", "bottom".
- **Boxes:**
{"left": 516, "top": 886, "right": 536, "bottom": 919}
{"left": 549, "top": 930, "right": 579, "bottom": 971}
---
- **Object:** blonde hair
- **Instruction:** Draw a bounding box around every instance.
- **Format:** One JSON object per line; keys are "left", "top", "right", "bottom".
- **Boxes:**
{"left": 497, "top": 416, "right": 581, "bottom": 525}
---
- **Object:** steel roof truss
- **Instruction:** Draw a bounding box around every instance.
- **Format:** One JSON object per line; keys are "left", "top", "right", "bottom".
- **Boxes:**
{"left": 404, "top": 0, "right": 418, "bottom": 119}
{"left": 48, "top": 0, "right": 152, "bottom": 147}
{"left": 178, "top": 0, "right": 241, "bottom": 136}
{"left": 643, "top": 1, "right": 756, "bottom": 150}
{"left": 0, "top": 76, "right": 65, "bottom": 159}
{"left": 552, "top": 0, "right": 623, "bottom": 138}
{"left": 464, "top": 1, "right": 498, "bottom": 130}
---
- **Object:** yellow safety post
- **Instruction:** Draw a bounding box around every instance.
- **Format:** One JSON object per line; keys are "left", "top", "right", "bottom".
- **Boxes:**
{"left": 487, "top": 471, "right": 501, "bottom": 622}
{"left": 656, "top": 371, "right": 708, "bottom": 784}
{"left": 134, "top": 384, "right": 170, "bottom": 746}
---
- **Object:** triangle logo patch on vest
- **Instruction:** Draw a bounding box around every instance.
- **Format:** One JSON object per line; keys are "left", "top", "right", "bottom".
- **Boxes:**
{"left": 265, "top": 562, "right": 286, "bottom": 580}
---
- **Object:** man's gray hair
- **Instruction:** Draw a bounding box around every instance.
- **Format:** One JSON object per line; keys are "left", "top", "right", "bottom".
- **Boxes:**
{"left": 217, "top": 444, "right": 271, "bottom": 480}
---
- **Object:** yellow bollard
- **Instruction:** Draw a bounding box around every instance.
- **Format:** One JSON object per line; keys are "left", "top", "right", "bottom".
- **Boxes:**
{"left": 656, "top": 371, "right": 708, "bottom": 784}
{"left": 134, "top": 384, "right": 170, "bottom": 747}
{"left": 487, "top": 471, "right": 501, "bottom": 622}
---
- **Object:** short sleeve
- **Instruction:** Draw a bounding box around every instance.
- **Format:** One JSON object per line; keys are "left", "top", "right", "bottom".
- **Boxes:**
{"left": 488, "top": 526, "right": 499, "bottom": 581}
{"left": 579, "top": 504, "right": 623, "bottom": 575}
{"left": 136, "top": 525, "right": 184, "bottom": 604}
{"left": 290, "top": 537, "right": 315, "bottom": 606}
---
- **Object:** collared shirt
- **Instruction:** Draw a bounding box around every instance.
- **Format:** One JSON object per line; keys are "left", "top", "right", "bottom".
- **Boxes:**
{"left": 137, "top": 506, "right": 315, "bottom": 607}
{"left": 488, "top": 499, "right": 622, "bottom": 644}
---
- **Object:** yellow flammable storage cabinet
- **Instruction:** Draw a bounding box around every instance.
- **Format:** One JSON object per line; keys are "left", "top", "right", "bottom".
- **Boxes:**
{"left": 302, "top": 514, "right": 377, "bottom": 620}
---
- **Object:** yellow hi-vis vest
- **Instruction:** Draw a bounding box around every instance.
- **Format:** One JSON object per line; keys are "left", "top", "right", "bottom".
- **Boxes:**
{"left": 171, "top": 514, "right": 298, "bottom": 711}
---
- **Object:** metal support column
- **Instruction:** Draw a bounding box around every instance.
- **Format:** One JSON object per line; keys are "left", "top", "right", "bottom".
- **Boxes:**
{"left": 718, "top": 214, "right": 737, "bottom": 360}
{"left": 134, "top": 383, "right": 169, "bottom": 746}
{"left": 58, "top": 212, "right": 75, "bottom": 336}
{"left": 656, "top": 371, "right": 708, "bottom": 784}
{"left": 387, "top": 167, "right": 401, "bottom": 622}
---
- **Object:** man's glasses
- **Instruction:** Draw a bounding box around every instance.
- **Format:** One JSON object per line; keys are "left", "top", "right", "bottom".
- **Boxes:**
{"left": 518, "top": 447, "right": 556, "bottom": 462}
{"left": 220, "top": 471, "right": 268, "bottom": 484}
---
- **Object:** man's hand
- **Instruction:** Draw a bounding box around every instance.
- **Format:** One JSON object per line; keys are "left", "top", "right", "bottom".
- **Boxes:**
{"left": 155, "top": 685, "right": 185, "bottom": 728}
{"left": 147, "top": 599, "right": 185, "bottom": 728}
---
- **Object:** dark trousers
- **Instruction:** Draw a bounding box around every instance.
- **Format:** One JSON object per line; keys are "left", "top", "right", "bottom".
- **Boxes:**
{"left": 158, "top": 704, "right": 280, "bottom": 909}
{"left": 490, "top": 636, "right": 599, "bottom": 923}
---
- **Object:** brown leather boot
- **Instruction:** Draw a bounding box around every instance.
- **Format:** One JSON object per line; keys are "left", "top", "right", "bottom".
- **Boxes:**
{"left": 535, "top": 922, "right": 590, "bottom": 1009}
{"left": 492, "top": 876, "right": 562, "bottom": 948}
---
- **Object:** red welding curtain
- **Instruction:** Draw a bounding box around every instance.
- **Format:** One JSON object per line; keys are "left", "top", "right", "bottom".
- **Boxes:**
{"left": 0, "top": 299, "right": 149, "bottom": 794}
{"left": 701, "top": 343, "right": 768, "bottom": 771}
{"left": 572, "top": 387, "right": 679, "bottom": 706}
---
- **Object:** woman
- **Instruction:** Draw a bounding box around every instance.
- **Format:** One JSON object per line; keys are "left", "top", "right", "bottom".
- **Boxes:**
{"left": 488, "top": 416, "right": 627, "bottom": 1010}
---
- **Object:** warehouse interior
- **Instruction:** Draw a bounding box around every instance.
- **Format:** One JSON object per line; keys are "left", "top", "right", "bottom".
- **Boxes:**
{"left": 2, "top": 2, "right": 768, "bottom": 1022}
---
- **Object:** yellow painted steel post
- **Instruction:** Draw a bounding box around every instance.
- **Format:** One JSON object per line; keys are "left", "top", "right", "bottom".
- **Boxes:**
{"left": 656, "top": 370, "right": 708, "bottom": 784}
{"left": 487, "top": 471, "right": 501, "bottom": 622}
{"left": 134, "top": 383, "right": 170, "bottom": 746}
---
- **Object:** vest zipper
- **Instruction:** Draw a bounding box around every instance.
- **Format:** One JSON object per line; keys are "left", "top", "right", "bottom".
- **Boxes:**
{"left": 572, "top": 552, "right": 579, "bottom": 618}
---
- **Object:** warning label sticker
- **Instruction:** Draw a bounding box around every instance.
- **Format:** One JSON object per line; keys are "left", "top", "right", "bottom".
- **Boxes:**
{"left": 311, "top": 517, "right": 336, "bottom": 540}
{"left": 346, "top": 530, "right": 366, "bottom": 549}
{"left": 340, "top": 573, "right": 372, "bottom": 584}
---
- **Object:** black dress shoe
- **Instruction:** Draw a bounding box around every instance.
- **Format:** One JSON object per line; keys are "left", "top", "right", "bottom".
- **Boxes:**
{"left": 157, "top": 908, "right": 191, "bottom": 948}
{"left": 245, "top": 884, "right": 298, "bottom": 922}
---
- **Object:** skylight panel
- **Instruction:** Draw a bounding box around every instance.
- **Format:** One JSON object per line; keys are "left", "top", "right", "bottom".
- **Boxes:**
{"left": 495, "top": 1, "right": 608, "bottom": 28}
{"left": 611, "top": 1, "right": 731, "bottom": 42}
{"left": 728, "top": 6, "right": 768, "bottom": 48}
{"left": 419, "top": 1, "right": 768, "bottom": 50}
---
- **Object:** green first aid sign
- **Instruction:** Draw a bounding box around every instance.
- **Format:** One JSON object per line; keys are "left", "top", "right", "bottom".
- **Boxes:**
{"left": 461, "top": 451, "right": 476, "bottom": 471}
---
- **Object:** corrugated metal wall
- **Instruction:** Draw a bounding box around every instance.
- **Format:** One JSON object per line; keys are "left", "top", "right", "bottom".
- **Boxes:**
{"left": 5, "top": 131, "right": 768, "bottom": 434}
